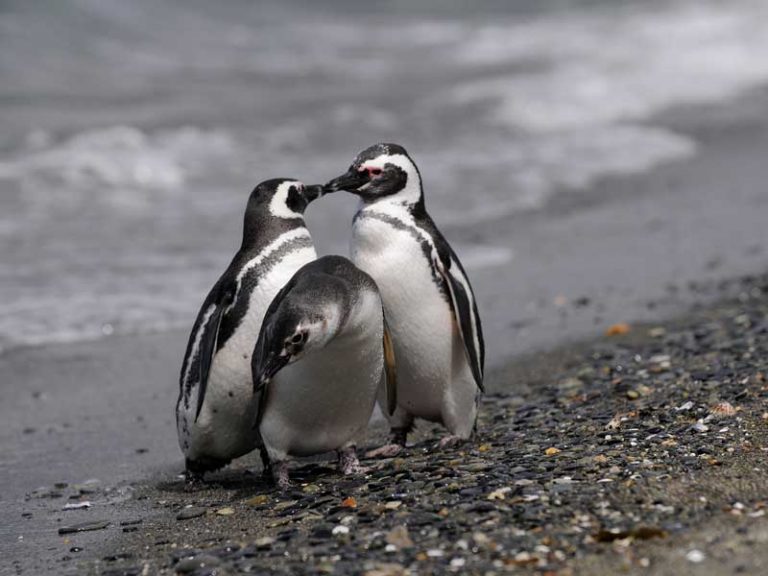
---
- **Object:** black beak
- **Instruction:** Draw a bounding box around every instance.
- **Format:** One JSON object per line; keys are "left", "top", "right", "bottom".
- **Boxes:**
{"left": 323, "top": 169, "right": 368, "bottom": 194}
{"left": 252, "top": 342, "right": 290, "bottom": 392}
{"left": 301, "top": 184, "right": 325, "bottom": 204}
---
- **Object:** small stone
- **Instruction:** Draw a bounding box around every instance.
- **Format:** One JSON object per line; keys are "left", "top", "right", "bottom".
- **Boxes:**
{"left": 686, "top": 549, "right": 705, "bottom": 563}
{"left": 311, "top": 524, "right": 334, "bottom": 539}
{"left": 341, "top": 496, "right": 357, "bottom": 508}
{"left": 710, "top": 401, "right": 737, "bottom": 418}
{"left": 545, "top": 447, "right": 561, "bottom": 456}
{"left": 215, "top": 507, "right": 235, "bottom": 516}
{"left": 605, "top": 323, "right": 631, "bottom": 336}
{"left": 692, "top": 421, "right": 709, "bottom": 433}
{"left": 273, "top": 500, "right": 298, "bottom": 511}
{"left": 385, "top": 525, "right": 414, "bottom": 549}
{"left": 119, "top": 519, "right": 142, "bottom": 527}
{"left": 384, "top": 501, "right": 402, "bottom": 510}
{"left": 332, "top": 525, "right": 350, "bottom": 536}
{"left": 254, "top": 536, "right": 275, "bottom": 549}
{"left": 244, "top": 495, "right": 269, "bottom": 507}
{"left": 176, "top": 507, "right": 207, "bottom": 521}
{"left": 58, "top": 520, "right": 110, "bottom": 535}
{"left": 487, "top": 487, "right": 511, "bottom": 501}
{"left": 626, "top": 390, "right": 640, "bottom": 400}
{"left": 363, "top": 563, "right": 407, "bottom": 576}
{"left": 558, "top": 378, "right": 584, "bottom": 394}
{"left": 102, "top": 568, "right": 142, "bottom": 576}
{"left": 63, "top": 501, "right": 91, "bottom": 510}
{"left": 174, "top": 554, "right": 221, "bottom": 573}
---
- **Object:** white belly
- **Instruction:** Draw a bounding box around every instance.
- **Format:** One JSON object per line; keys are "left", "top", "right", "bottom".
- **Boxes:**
{"left": 181, "top": 246, "right": 316, "bottom": 462}
{"left": 351, "top": 217, "right": 456, "bottom": 422}
{"left": 259, "top": 314, "right": 384, "bottom": 458}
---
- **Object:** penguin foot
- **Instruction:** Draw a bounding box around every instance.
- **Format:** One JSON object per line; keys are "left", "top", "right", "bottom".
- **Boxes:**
{"left": 365, "top": 443, "right": 403, "bottom": 459}
{"left": 337, "top": 446, "right": 368, "bottom": 475}
{"left": 271, "top": 461, "right": 291, "bottom": 490}
{"left": 183, "top": 471, "right": 206, "bottom": 490}
{"left": 436, "top": 435, "right": 465, "bottom": 450}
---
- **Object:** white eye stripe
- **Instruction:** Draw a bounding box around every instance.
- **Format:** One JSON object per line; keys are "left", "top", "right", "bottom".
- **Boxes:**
{"left": 269, "top": 181, "right": 304, "bottom": 219}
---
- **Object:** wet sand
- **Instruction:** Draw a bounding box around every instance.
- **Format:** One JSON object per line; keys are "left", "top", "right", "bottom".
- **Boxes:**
{"left": 2, "top": 89, "right": 768, "bottom": 574}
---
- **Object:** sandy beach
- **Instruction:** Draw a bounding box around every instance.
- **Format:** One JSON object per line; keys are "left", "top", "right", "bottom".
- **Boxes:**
{"left": 2, "top": 80, "right": 768, "bottom": 575}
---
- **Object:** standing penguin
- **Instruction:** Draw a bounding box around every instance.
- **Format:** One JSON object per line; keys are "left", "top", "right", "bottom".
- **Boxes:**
{"left": 176, "top": 178, "right": 322, "bottom": 480}
{"left": 324, "top": 144, "right": 485, "bottom": 455}
{"left": 251, "top": 255, "right": 397, "bottom": 488}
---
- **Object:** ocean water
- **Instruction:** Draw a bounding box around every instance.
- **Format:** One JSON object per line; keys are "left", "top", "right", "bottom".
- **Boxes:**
{"left": 1, "top": 0, "right": 768, "bottom": 353}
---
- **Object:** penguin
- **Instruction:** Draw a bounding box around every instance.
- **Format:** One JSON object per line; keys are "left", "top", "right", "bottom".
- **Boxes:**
{"left": 324, "top": 143, "right": 485, "bottom": 456}
{"left": 251, "top": 255, "right": 397, "bottom": 489}
{"left": 176, "top": 178, "right": 323, "bottom": 480}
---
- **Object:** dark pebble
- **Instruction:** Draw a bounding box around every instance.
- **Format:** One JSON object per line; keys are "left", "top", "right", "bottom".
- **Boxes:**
{"left": 58, "top": 520, "right": 110, "bottom": 535}
{"left": 176, "top": 507, "right": 207, "bottom": 521}
{"left": 174, "top": 554, "right": 221, "bottom": 574}
{"left": 101, "top": 568, "right": 142, "bottom": 576}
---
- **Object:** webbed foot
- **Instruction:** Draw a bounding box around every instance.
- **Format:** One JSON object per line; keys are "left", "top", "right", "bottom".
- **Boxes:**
{"left": 272, "top": 461, "right": 291, "bottom": 490}
{"left": 338, "top": 446, "right": 368, "bottom": 475}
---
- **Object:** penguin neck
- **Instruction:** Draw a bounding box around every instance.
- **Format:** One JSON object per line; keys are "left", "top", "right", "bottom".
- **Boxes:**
{"left": 359, "top": 183, "right": 426, "bottom": 220}
{"left": 240, "top": 207, "right": 307, "bottom": 254}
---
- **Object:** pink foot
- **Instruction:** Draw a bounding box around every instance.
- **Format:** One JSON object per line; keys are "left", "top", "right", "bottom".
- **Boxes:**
{"left": 436, "top": 435, "right": 464, "bottom": 450}
{"left": 338, "top": 446, "right": 368, "bottom": 475}
{"left": 271, "top": 461, "right": 291, "bottom": 490}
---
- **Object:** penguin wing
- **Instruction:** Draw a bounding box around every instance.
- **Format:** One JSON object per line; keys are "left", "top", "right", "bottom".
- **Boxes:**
{"left": 250, "top": 276, "right": 299, "bottom": 431}
{"left": 382, "top": 313, "right": 398, "bottom": 416}
{"left": 182, "top": 284, "right": 234, "bottom": 421}
{"left": 195, "top": 291, "right": 234, "bottom": 421}
{"left": 432, "top": 248, "right": 486, "bottom": 392}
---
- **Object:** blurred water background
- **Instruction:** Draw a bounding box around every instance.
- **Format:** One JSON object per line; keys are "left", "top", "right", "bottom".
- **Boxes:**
{"left": 2, "top": 0, "right": 768, "bottom": 356}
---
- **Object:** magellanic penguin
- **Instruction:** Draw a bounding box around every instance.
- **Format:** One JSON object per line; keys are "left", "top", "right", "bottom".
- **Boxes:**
{"left": 176, "top": 179, "right": 323, "bottom": 480}
{"left": 324, "top": 143, "right": 485, "bottom": 455}
{"left": 251, "top": 255, "right": 397, "bottom": 488}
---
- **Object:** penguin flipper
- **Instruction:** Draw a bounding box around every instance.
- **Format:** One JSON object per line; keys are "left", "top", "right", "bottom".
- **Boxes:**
{"left": 432, "top": 251, "right": 485, "bottom": 393}
{"left": 195, "top": 288, "right": 234, "bottom": 421}
{"left": 382, "top": 313, "right": 398, "bottom": 416}
{"left": 250, "top": 278, "right": 297, "bottom": 431}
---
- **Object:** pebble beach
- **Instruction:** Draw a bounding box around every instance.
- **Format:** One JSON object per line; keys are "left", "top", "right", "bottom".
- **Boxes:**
{"left": 14, "top": 271, "right": 765, "bottom": 576}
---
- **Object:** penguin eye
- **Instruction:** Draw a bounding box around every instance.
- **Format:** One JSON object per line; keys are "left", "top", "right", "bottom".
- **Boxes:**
{"left": 367, "top": 167, "right": 382, "bottom": 177}
{"left": 291, "top": 332, "right": 305, "bottom": 344}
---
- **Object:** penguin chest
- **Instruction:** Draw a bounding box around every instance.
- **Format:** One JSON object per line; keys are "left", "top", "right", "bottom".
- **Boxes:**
{"left": 351, "top": 217, "right": 453, "bottom": 420}
{"left": 260, "top": 319, "right": 384, "bottom": 458}
{"left": 185, "top": 246, "right": 316, "bottom": 461}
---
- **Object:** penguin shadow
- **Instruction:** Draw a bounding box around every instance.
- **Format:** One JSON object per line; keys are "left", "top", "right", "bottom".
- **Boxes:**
{"left": 155, "top": 454, "right": 371, "bottom": 501}
{"left": 155, "top": 427, "right": 484, "bottom": 500}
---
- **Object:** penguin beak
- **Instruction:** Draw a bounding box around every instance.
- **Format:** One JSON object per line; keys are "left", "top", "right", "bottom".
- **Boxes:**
{"left": 253, "top": 352, "right": 290, "bottom": 389}
{"left": 301, "top": 184, "right": 325, "bottom": 204}
{"left": 324, "top": 169, "right": 368, "bottom": 194}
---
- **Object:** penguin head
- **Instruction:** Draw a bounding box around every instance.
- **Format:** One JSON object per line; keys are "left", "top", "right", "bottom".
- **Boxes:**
{"left": 252, "top": 302, "right": 342, "bottom": 387}
{"left": 323, "top": 143, "right": 423, "bottom": 205}
{"left": 248, "top": 178, "right": 324, "bottom": 219}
